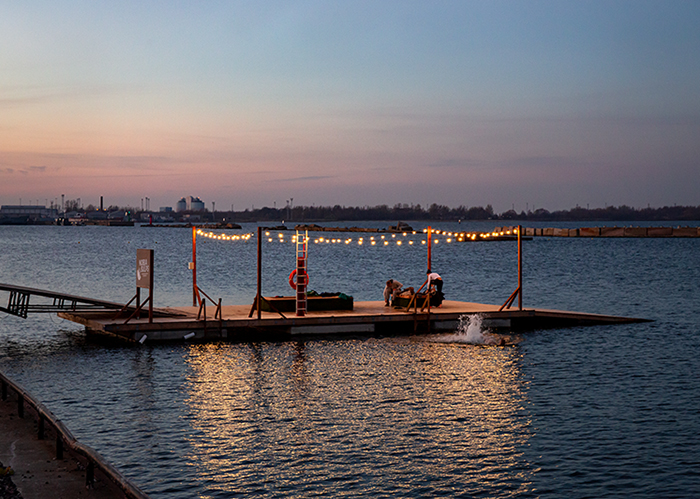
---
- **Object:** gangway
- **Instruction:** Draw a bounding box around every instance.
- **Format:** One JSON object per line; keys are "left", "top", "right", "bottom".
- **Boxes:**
{"left": 0, "top": 283, "right": 134, "bottom": 319}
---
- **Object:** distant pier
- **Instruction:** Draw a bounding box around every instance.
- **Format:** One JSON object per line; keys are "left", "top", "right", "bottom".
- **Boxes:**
{"left": 495, "top": 225, "right": 700, "bottom": 238}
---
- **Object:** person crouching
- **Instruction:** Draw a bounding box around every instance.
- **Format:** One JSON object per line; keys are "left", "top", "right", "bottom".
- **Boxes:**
{"left": 383, "top": 279, "right": 403, "bottom": 306}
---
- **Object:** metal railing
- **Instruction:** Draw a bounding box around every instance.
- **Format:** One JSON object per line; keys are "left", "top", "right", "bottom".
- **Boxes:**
{"left": 0, "top": 371, "right": 150, "bottom": 499}
{"left": 0, "top": 283, "right": 125, "bottom": 319}
{"left": 195, "top": 286, "right": 222, "bottom": 321}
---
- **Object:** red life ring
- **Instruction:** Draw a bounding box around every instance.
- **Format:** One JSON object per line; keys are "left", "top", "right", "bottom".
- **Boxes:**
{"left": 288, "top": 269, "right": 309, "bottom": 290}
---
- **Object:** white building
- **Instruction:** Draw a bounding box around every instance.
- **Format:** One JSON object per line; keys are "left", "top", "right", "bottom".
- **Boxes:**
{"left": 176, "top": 196, "right": 205, "bottom": 212}
{"left": 189, "top": 196, "right": 205, "bottom": 211}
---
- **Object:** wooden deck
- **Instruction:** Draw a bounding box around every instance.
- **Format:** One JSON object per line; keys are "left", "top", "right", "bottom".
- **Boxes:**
{"left": 58, "top": 299, "right": 650, "bottom": 343}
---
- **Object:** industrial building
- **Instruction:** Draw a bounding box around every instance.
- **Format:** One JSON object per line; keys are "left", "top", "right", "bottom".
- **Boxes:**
{"left": 0, "top": 205, "right": 58, "bottom": 223}
{"left": 176, "top": 196, "right": 205, "bottom": 212}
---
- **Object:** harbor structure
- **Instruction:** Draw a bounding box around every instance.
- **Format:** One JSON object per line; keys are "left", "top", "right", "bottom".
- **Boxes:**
{"left": 503, "top": 225, "right": 700, "bottom": 238}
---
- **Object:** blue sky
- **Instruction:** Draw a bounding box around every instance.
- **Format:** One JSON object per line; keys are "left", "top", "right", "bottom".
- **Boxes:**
{"left": 1, "top": 0, "right": 699, "bottom": 212}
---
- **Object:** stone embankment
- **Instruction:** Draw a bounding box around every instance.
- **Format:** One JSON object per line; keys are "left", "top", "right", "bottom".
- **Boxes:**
{"left": 0, "top": 372, "right": 149, "bottom": 499}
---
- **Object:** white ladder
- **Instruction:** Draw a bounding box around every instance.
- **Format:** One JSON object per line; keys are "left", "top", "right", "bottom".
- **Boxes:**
{"left": 295, "top": 230, "right": 308, "bottom": 316}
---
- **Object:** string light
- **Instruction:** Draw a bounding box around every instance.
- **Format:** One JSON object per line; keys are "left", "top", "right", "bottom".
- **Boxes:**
{"left": 195, "top": 229, "right": 253, "bottom": 241}
{"left": 195, "top": 226, "right": 520, "bottom": 245}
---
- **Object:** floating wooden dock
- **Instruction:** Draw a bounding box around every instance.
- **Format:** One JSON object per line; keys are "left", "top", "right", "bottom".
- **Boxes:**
{"left": 58, "top": 299, "right": 649, "bottom": 343}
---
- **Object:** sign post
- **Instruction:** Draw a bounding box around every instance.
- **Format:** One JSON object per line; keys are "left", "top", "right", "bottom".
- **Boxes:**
{"left": 136, "top": 248, "right": 154, "bottom": 323}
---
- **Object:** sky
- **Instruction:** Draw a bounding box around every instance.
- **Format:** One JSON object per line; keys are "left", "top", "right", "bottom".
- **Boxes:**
{"left": 1, "top": 0, "right": 699, "bottom": 213}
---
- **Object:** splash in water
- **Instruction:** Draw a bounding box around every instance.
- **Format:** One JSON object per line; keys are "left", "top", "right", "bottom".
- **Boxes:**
{"left": 435, "top": 314, "right": 499, "bottom": 345}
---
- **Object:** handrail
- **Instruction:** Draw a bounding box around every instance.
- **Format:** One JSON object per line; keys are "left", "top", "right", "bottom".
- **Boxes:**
{"left": 0, "top": 371, "right": 150, "bottom": 499}
{"left": 0, "top": 283, "right": 125, "bottom": 319}
{"left": 112, "top": 293, "right": 138, "bottom": 320}
{"left": 196, "top": 286, "right": 222, "bottom": 320}
{"left": 122, "top": 295, "right": 152, "bottom": 325}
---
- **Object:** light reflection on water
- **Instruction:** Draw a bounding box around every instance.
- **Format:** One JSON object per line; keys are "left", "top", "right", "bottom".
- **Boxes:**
{"left": 182, "top": 340, "right": 533, "bottom": 497}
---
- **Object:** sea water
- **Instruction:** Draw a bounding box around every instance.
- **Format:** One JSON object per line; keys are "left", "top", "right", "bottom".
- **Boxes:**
{"left": 1, "top": 221, "right": 699, "bottom": 498}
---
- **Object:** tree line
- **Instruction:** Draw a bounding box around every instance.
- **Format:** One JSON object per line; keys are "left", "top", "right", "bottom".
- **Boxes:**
{"left": 63, "top": 199, "right": 700, "bottom": 222}
{"left": 224, "top": 203, "right": 700, "bottom": 222}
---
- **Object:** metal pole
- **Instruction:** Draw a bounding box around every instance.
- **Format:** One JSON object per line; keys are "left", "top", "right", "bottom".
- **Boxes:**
{"left": 427, "top": 226, "right": 432, "bottom": 272}
{"left": 257, "top": 226, "right": 262, "bottom": 320}
{"left": 149, "top": 248, "right": 154, "bottom": 323}
{"left": 427, "top": 226, "right": 432, "bottom": 322}
{"left": 518, "top": 225, "right": 523, "bottom": 310}
{"left": 192, "top": 226, "right": 197, "bottom": 306}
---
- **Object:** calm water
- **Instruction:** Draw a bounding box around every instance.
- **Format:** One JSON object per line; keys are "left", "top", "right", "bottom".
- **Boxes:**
{"left": 1, "top": 222, "right": 699, "bottom": 498}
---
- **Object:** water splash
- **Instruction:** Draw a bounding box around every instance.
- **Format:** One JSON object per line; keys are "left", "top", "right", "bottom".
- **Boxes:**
{"left": 435, "top": 314, "right": 499, "bottom": 345}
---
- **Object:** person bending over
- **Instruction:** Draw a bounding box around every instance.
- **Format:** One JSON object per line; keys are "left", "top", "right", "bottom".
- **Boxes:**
{"left": 425, "top": 270, "right": 442, "bottom": 294}
{"left": 383, "top": 279, "right": 403, "bottom": 306}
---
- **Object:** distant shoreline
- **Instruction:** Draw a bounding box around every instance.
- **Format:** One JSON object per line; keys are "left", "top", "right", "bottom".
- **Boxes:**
{"left": 4, "top": 203, "right": 700, "bottom": 226}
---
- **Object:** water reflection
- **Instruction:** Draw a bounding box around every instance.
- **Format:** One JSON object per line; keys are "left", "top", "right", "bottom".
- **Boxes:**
{"left": 290, "top": 341, "right": 310, "bottom": 400}
{"left": 182, "top": 339, "right": 534, "bottom": 497}
{"left": 129, "top": 347, "right": 156, "bottom": 425}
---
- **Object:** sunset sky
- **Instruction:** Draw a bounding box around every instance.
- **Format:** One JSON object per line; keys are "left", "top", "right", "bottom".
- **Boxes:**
{"left": 2, "top": 1, "right": 699, "bottom": 212}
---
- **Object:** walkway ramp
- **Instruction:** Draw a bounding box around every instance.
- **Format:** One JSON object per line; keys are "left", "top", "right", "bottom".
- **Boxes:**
{"left": 0, "top": 283, "right": 180, "bottom": 319}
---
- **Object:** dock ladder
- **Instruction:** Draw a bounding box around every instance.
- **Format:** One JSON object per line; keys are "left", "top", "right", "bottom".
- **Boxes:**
{"left": 295, "top": 230, "right": 308, "bottom": 316}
